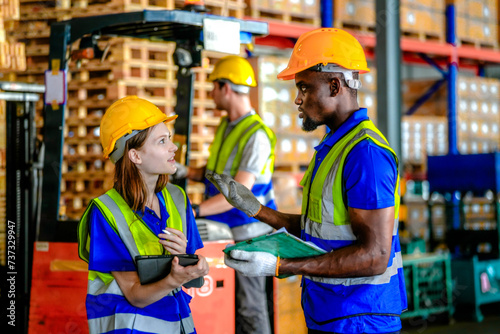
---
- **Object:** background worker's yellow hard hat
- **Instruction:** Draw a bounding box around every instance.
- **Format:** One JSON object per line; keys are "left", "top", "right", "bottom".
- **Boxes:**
{"left": 208, "top": 55, "right": 257, "bottom": 87}
{"left": 277, "top": 28, "right": 370, "bottom": 81}
{"left": 100, "top": 95, "right": 177, "bottom": 162}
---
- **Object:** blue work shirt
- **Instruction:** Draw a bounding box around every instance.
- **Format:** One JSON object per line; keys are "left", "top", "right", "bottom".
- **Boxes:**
{"left": 312, "top": 108, "right": 397, "bottom": 211}
{"left": 88, "top": 190, "right": 203, "bottom": 273}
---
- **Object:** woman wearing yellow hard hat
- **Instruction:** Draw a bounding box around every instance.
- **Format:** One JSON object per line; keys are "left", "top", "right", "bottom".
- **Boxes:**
{"left": 77, "top": 96, "right": 209, "bottom": 334}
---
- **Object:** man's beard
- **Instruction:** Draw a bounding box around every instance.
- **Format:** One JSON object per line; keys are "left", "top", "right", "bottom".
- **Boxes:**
{"left": 302, "top": 115, "right": 320, "bottom": 132}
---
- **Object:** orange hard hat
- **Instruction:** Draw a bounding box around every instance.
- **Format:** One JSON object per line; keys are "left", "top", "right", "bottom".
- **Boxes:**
{"left": 277, "top": 28, "right": 370, "bottom": 81}
{"left": 100, "top": 96, "right": 178, "bottom": 163}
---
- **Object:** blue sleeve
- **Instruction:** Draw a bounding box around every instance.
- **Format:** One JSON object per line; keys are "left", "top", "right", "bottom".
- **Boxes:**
{"left": 88, "top": 206, "right": 136, "bottom": 272}
{"left": 185, "top": 200, "right": 204, "bottom": 254}
{"left": 343, "top": 139, "right": 397, "bottom": 210}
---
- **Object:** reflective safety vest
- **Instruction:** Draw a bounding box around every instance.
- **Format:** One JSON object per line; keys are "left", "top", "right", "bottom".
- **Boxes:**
{"left": 299, "top": 120, "right": 407, "bottom": 332}
{"left": 78, "top": 183, "right": 196, "bottom": 334}
{"left": 204, "top": 113, "right": 276, "bottom": 240}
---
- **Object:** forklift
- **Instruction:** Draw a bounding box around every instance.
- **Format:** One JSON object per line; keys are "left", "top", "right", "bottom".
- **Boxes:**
{"left": 4, "top": 7, "right": 268, "bottom": 333}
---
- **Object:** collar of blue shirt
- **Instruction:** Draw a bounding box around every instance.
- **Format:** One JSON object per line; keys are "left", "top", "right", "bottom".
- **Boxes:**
{"left": 314, "top": 108, "right": 369, "bottom": 152}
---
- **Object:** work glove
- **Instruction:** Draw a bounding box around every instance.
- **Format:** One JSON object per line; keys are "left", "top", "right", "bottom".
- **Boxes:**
{"left": 172, "top": 162, "right": 188, "bottom": 180}
{"left": 225, "top": 249, "right": 277, "bottom": 277}
{"left": 206, "top": 172, "right": 262, "bottom": 217}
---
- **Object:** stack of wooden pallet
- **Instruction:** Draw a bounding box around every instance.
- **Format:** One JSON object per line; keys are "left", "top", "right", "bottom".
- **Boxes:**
{"left": 59, "top": 45, "right": 247, "bottom": 218}
{"left": 246, "top": 0, "right": 320, "bottom": 27}
{"left": 0, "top": 0, "right": 24, "bottom": 72}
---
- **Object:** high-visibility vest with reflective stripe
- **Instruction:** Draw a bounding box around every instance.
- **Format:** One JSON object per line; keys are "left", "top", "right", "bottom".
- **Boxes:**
{"left": 299, "top": 120, "right": 407, "bottom": 331}
{"left": 204, "top": 113, "right": 276, "bottom": 237}
{"left": 78, "top": 183, "right": 196, "bottom": 334}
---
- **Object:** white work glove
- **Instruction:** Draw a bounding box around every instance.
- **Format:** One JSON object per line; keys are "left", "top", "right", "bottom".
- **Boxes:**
{"left": 172, "top": 162, "right": 188, "bottom": 180}
{"left": 225, "top": 250, "right": 277, "bottom": 277}
{"left": 206, "top": 172, "right": 262, "bottom": 217}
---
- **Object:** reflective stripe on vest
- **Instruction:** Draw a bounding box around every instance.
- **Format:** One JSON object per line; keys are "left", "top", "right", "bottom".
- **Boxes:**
{"left": 97, "top": 183, "right": 187, "bottom": 260}
{"left": 78, "top": 183, "right": 186, "bottom": 263}
{"left": 206, "top": 114, "right": 276, "bottom": 176}
{"left": 205, "top": 113, "right": 276, "bottom": 238}
{"left": 88, "top": 312, "right": 183, "bottom": 334}
{"left": 300, "top": 121, "right": 402, "bottom": 285}
{"left": 78, "top": 183, "right": 195, "bottom": 333}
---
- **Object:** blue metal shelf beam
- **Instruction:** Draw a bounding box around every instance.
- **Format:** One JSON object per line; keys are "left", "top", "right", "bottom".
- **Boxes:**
{"left": 446, "top": 4, "right": 459, "bottom": 156}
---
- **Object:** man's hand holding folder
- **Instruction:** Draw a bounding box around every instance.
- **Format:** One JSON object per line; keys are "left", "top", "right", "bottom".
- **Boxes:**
{"left": 225, "top": 250, "right": 278, "bottom": 277}
{"left": 223, "top": 228, "right": 327, "bottom": 278}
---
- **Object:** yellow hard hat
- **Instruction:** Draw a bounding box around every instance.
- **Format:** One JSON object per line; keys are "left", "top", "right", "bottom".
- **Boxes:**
{"left": 208, "top": 55, "right": 257, "bottom": 87}
{"left": 277, "top": 28, "right": 370, "bottom": 81}
{"left": 100, "top": 95, "right": 178, "bottom": 163}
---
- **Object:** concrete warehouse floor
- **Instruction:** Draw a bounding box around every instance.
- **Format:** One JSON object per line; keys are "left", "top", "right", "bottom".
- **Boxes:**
{"left": 401, "top": 302, "right": 500, "bottom": 334}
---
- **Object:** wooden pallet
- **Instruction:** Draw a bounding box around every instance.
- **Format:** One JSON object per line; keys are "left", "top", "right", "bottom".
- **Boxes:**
{"left": 68, "top": 62, "right": 177, "bottom": 83}
{"left": 20, "top": 0, "right": 244, "bottom": 22}
{"left": 68, "top": 78, "right": 176, "bottom": 100}
{"left": 62, "top": 158, "right": 114, "bottom": 180}
{"left": 0, "top": 42, "right": 26, "bottom": 71}
{"left": 401, "top": 29, "right": 445, "bottom": 43}
{"left": 248, "top": 6, "right": 320, "bottom": 26}
{"left": 333, "top": 20, "right": 376, "bottom": 34}
{"left": 176, "top": 0, "right": 245, "bottom": 19}
{"left": 186, "top": 181, "right": 205, "bottom": 205}
{"left": 61, "top": 175, "right": 114, "bottom": 194}
{"left": 2, "top": 0, "right": 20, "bottom": 20}
{"left": 65, "top": 94, "right": 177, "bottom": 116}
{"left": 456, "top": 38, "right": 499, "bottom": 50}
{"left": 247, "top": 0, "right": 319, "bottom": 23}
{"left": 19, "top": 0, "right": 175, "bottom": 20}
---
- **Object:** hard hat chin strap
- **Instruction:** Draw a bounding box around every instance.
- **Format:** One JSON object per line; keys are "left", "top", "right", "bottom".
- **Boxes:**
{"left": 311, "top": 64, "right": 362, "bottom": 90}
{"left": 109, "top": 129, "right": 143, "bottom": 164}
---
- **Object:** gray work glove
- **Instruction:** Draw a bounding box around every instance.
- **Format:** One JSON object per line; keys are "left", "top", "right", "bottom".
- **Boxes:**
{"left": 225, "top": 249, "right": 277, "bottom": 277}
{"left": 172, "top": 162, "right": 188, "bottom": 180}
{"left": 206, "top": 172, "right": 262, "bottom": 217}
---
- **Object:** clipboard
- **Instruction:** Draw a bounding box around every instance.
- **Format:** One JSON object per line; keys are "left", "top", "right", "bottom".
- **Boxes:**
{"left": 135, "top": 254, "right": 204, "bottom": 288}
{"left": 223, "top": 228, "right": 327, "bottom": 259}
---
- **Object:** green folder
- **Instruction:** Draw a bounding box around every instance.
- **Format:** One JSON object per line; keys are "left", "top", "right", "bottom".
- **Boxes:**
{"left": 223, "top": 229, "right": 327, "bottom": 259}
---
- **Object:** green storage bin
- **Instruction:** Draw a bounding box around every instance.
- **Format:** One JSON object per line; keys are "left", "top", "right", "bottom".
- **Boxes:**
{"left": 401, "top": 252, "right": 454, "bottom": 320}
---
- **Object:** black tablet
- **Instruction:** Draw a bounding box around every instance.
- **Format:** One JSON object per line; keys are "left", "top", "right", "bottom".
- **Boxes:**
{"left": 135, "top": 254, "right": 204, "bottom": 288}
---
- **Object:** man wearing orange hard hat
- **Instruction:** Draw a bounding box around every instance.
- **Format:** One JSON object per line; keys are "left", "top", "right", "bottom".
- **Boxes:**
{"left": 208, "top": 28, "right": 407, "bottom": 334}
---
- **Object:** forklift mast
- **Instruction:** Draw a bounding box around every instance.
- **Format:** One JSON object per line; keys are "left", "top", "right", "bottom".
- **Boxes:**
{"left": 38, "top": 10, "right": 268, "bottom": 242}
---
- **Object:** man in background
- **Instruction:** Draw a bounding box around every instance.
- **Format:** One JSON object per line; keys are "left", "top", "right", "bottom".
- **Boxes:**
{"left": 176, "top": 55, "right": 277, "bottom": 334}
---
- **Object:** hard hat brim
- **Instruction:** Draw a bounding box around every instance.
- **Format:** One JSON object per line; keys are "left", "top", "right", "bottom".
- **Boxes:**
{"left": 103, "top": 114, "right": 178, "bottom": 160}
{"left": 277, "top": 64, "right": 370, "bottom": 81}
